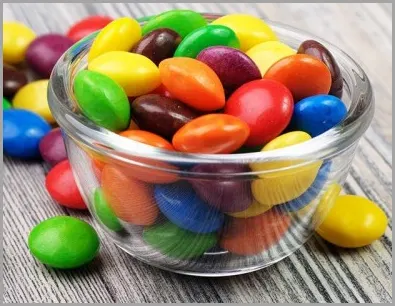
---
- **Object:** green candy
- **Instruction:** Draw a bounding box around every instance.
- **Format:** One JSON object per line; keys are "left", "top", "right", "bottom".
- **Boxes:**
{"left": 73, "top": 70, "right": 130, "bottom": 131}
{"left": 93, "top": 188, "right": 122, "bottom": 232}
{"left": 3, "top": 97, "right": 11, "bottom": 110}
{"left": 28, "top": 216, "right": 100, "bottom": 269}
{"left": 174, "top": 25, "right": 240, "bottom": 58}
{"left": 142, "top": 9, "right": 207, "bottom": 39}
{"left": 143, "top": 222, "right": 217, "bottom": 259}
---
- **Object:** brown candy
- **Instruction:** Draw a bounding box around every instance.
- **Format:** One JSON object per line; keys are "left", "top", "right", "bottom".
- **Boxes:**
{"left": 3, "top": 63, "right": 28, "bottom": 98}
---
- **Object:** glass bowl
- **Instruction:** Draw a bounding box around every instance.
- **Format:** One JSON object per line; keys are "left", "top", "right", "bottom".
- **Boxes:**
{"left": 48, "top": 13, "right": 374, "bottom": 276}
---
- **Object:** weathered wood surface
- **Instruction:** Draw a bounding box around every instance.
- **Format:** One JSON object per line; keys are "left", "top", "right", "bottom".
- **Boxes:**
{"left": 3, "top": 3, "right": 392, "bottom": 303}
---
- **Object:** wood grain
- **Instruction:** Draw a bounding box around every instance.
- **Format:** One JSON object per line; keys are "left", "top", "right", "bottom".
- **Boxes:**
{"left": 3, "top": 3, "right": 392, "bottom": 303}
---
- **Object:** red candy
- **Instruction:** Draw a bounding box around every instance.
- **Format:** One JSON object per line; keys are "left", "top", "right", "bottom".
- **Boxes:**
{"left": 66, "top": 15, "right": 113, "bottom": 42}
{"left": 225, "top": 79, "right": 294, "bottom": 147}
{"left": 45, "top": 160, "right": 86, "bottom": 210}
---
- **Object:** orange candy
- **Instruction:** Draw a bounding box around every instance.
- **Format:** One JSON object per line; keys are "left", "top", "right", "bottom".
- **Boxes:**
{"left": 159, "top": 58, "right": 225, "bottom": 111}
{"left": 172, "top": 114, "right": 250, "bottom": 154}
{"left": 264, "top": 54, "right": 331, "bottom": 101}
{"left": 119, "top": 130, "right": 174, "bottom": 151}
{"left": 101, "top": 164, "right": 158, "bottom": 225}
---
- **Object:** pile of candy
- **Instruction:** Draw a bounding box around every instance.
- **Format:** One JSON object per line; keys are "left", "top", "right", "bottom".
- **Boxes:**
{"left": 3, "top": 10, "right": 388, "bottom": 270}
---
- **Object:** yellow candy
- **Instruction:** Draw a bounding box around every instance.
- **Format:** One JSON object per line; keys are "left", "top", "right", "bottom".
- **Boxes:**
{"left": 251, "top": 131, "right": 322, "bottom": 206}
{"left": 246, "top": 41, "right": 295, "bottom": 76}
{"left": 228, "top": 199, "right": 272, "bottom": 218}
{"left": 88, "top": 51, "right": 160, "bottom": 97}
{"left": 211, "top": 14, "right": 277, "bottom": 52}
{"left": 316, "top": 195, "right": 388, "bottom": 248}
{"left": 12, "top": 80, "right": 54, "bottom": 123}
{"left": 88, "top": 17, "right": 141, "bottom": 62}
{"left": 3, "top": 22, "right": 36, "bottom": 64}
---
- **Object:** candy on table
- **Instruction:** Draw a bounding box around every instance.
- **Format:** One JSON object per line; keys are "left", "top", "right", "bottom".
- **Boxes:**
{"left": 316, "top": 195, "right": 388, "bottom": 248}
{"left": 196, "top": 46, "right": 261, "bottom": 94}
{"left": 12, "top": 80, "right": 55, "bottom": 123}
{"left": 3, "top": 97, "right": 12, "bottom": 110}
{"left": 174, "top": 25, "right": 240, "bottom": 58}
{"left": 93, "top": 188, "right": 123, "bottom": 232}
{"left": 264, "top": 54, "right": 332, "bottom": 102}
{"left": 172, "top": 114, "right": 250, "bottom": 154}
{"left": 298, "top": 39, "right": 343, "bottom": 98}
{"left": 45, "top": 160, "right": 87, "bottom": 210}
{"left": 26, "top": 34, "right": 74, "bottom": 78}
{"left": 3, "top": 21, "right": 36, "bottom": 64}
{"left": 119, "top": 130, "right": 174, "bottom": 151}
{"left": 73, "top": 70, "right": 130, "bottom": 131}
{"left": 143, "top": 222, "right": 217, "bottom": 259}
{"left": 211, "top": 14, "right": 278, "bottom": 52}
{"left": 154, "top": 181, "right": 224, "bottom": 234}
{"left": 142, "top": 9, "right": 207, "bottom": 38}
{"left": 3, "top": 63, "right": 28, "bottom": 98}
{"left": 290, "top": 94, "right": 348, "bottom": 137}
{"left": 39, "top": 127, "right": 67, "bottom": 167}
{"left": 131, "top": 94, "right": 198, "bottom": 140}
{"left": 66, "top": 15, "right": 114, "bottom": 42}
{"left": 159, "top": 57, "right": 225, "bottom": 112}
{"left": 28, "top": 216, "right": 100, "bottom": 269}
{"left": 3, "top": 109, "right": 51, "bottom": 159}
{"left": 88, "top": 51, "right": 161, "bottom": 97}
{"left": 225, "top": 79, "right": 294, "bottom": 147}
{"left": 189, "top": 164, "right": 253, "bottom": 213}
{"left": 88, "top": 17, "right": 141, "bottom": 62}
{"left": 228, "top": 199, "right": 272, "bottom": 218}
{"left": 131, "top": 28, "right": 181, "bottom": 65}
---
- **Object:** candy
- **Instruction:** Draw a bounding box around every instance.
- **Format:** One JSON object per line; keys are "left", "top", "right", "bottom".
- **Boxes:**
{"left": 3, "top": 63, "right": 28, "bottom": 98}
{"left": 28, "top": 216, "right": 99, "bottom": 269}
{"left": 142, "top": 10, "right": 207, "bottom": 38}
{"left": 12, "top": 80, "right": 54, "bottom": 123}
{"left": 45, "top": 160, "right": 87, "bottom": 210}
{"left": 311, "top": 183, "right": 342, "bottom": 227}
{"left": 73, "top": 70, "right": 130, "bottom": 131}
{"left": 264, "top": 54, "right": 332, "bottom": 101}
{"left": 225, "top": 79, "right": 294, "bottom": 147}
{"left": 119, "top": 130, "right": 174, "bottom": 151}
{"left": 154, "top": 181, "right": 224, "bottom": 233}
{"left": 246, "top": 41, "right": 295, "bottom": 76}
{"left": 196, "top": 46, "right": 261, "bottom": 94}
{"left": 228, "top": 199, "right": 272, "bottom": 218}
{"left": 93, "top": 188, "right": 122, "bottom": 232}
{"left": 220, "top": 210, "right": 291, "bottom": 255}
{"left": 159, "top": 57, "right": 225, "bottom": 111}
{"left": 131, "top": 94, "right": 198, "bottom": 140}
{"left": 316, "top": 195, "right": 388, "bottom": 248}
{"left": 101, "top": 164, "right": 159, "bottom": 225}
{"left": 250, "top": 131, "right": 322, "bottom": 206}
{"left": 39, "top": 128, "right": 67, "bottom": 167}
{"left": 88, "top": 17, "right": 141, "bottom": 62}
{"left": 3, "top": 109, "right": 51, "bottom": 159}
{"left": 298, "top": 39, "right": 343, "bottom": 98}
{"left": 150, "top": 83, "right": 173, "bottom": 98}
{"left": 132, "top": 29, "right": 181, "bottom": 65}
{"left": 190, "top": 164, "right": 252, "bottom": 212}
{"left": 172, "top": 114, "right": 250, "bottom": 154}
{"left": 143, "top": 222, "right": 217, "bottom": 259}
{"left": 174, "top": 25, "right": 240, "bottom": 58}
{"left": 3, "top": 97, "right": 12, "bottom": 110}
{"left": 66, "top": 15, "right": 113, "bottom": 42}
{"left": 211, "top": 14, "right": 277, "bottom": 52}
{"left": 88, "top": 51, "right": 161, "bottom": 97}
{"left": 26, "top": 34, "right": 74, "bottom": 78}
{"left": 3, "top": 22, "right": 36, "bottom": 64}
{"left": 290, "top": 94, "right": 347, "bottom": 137}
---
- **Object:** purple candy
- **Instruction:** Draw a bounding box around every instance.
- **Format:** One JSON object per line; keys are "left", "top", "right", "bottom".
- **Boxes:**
{"left": 189, "top": 164, "right": 253, "bottom": 213}
{"left": 39, "top": 128, "right": 67, "bottom": 166}
{"left": 197, "top": 46, "right": 261, "bottom": 95}
{"left": 26, "top": 34, "right": 74, "bottom": 78}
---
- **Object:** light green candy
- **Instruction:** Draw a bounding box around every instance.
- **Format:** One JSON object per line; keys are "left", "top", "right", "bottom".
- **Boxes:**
{"left": 93, "top": 188, "right": 122, "bottom": 232}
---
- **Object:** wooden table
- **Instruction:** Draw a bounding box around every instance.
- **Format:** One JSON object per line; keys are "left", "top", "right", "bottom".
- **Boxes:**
{"left": 3, "top": 3, "right": 392, "bottom": 303}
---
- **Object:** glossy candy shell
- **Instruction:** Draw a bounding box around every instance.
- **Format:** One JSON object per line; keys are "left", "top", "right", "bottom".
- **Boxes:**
{"left": 3, "top": 63, "right": 28, "bottom": 98}
{"left": 3, "top": 22, "right": 36, "bottom": 64}
{"left": 93, "top": 188, "right": 123, "bottom": 232}
{"left": 39, "top": 128, "right": 67, "bottom": 166}
{"left": 67, "top": 15, "right": 114, "bottom": 42}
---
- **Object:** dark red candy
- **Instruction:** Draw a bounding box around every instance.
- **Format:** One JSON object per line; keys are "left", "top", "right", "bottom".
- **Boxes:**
{"left": 39, "top": 128, "right": 67, "bottom": 166}
{"left": 3, "top": 64, "right": 28, "bottom": 98}
{"left": 45, "top": 160, "right": 87, "bottom": 210}
{"left": 297, "top": 40, "right": 343, "bottom": 98}
{"left": 66, "top": 15, "right": 113, "bottom": 42}
{"left": 131, "top": 28, "right": 181, "bottom": 65}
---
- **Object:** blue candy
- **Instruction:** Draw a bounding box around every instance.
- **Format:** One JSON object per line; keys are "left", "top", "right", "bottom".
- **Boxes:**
{"left": 154, "top": 181, "right": 224, "bottom": 233}
{"left": 290, "top": 95, "right": 347, "bottom": 137}
{"left": 3, "top": 109, "right": 51, "bottom": 159}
